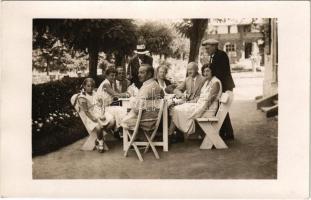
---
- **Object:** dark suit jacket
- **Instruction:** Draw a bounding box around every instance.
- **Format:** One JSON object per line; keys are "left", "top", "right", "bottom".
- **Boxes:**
{"left": 127, "top": 55, "right": 153, "bottom": 88}
{"left": 115, "top": 79, "right": 131, "bottom": 93}
{"left": 210, "top": 49, "right": 235, "bottom": 91}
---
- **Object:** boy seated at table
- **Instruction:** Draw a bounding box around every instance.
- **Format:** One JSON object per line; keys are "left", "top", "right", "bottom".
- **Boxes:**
{"left": 115, "top": 66, "right": 131, "bottom": 94}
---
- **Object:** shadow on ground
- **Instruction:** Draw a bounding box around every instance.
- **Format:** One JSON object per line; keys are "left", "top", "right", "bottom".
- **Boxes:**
{"left": 33, "top": 99, "right": 277, "bottom": 179}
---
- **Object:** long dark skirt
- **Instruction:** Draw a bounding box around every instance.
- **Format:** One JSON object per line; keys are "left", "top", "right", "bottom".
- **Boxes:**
{"left": 220, "top": 113, "right": 234, "bottom": 140}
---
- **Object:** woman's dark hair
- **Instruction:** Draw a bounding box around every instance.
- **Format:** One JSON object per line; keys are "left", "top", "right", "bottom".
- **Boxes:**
{"left": 201, "top": 63, "right": 214, "bottom": 77}
{"left": 105, "top": 67, "right": 117, "bottom": 76}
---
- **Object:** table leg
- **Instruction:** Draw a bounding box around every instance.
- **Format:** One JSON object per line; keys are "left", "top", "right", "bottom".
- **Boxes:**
{"left": 123, "top": 129, "right": 129, "bottom": 151}
{"left": 162, "top": 101, "right": 168, "bottom": 152}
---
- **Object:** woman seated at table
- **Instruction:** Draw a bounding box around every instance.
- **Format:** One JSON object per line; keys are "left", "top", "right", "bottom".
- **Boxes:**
{"left": 97, "top": 68, "right": 128, "bottom": 134}
{"left": 169, "top": 64, "right": 222, "bottom": 137}
{"left": 97, "top": 68, "right": 130, "bottom": 106}
{"left": 155, "top": 65, "right": 171, "bottom": 94}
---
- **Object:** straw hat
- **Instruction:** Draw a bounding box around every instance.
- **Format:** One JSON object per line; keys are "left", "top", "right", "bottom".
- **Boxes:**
{"left": 134, "top": 44, "right": 149, "bottom": 54}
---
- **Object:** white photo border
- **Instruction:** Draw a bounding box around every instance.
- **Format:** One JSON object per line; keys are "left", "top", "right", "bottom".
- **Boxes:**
{"left": 1, "top": 1, "right": 310, "bottom": 198}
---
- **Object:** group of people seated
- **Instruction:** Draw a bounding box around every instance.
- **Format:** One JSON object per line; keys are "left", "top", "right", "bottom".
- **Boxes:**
{"left": 75, "top": 39, "right": 235, "bottom": 153}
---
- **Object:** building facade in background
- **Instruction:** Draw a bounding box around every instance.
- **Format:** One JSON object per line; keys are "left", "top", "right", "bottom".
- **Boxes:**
{"left": 203, "top": 18, "right": 265, "bottom": 65}
{"left": 202, "top": 18, "right": 278, "bottom": 97}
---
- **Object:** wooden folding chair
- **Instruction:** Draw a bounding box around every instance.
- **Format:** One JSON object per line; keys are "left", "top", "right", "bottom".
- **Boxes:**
{"left": 70, "top": 94, "right": 109, "bottom": 151}
{"left": 123, "top": 99, "right": 165, "bottom": 162}
{"left": 195, "top": 91, "right": 234, "bottom": 149}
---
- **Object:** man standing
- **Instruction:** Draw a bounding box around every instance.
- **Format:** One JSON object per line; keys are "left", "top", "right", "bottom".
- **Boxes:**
{"left": 127, "top": 44, "right": 153, "bottom": 89}
{"left": 202, "top": 39, "right": 235, "bottom": 140}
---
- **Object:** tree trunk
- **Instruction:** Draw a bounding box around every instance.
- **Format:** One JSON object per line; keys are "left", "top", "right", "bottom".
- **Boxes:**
{"left": 115, "top": 52, "right": 125, "bottom": 67}
{"left": 188, "top": 19, "right": 208, "bottom": 63}
{"left": 115, "top": 51, "right": 126, "bottom": 72}
{"left": 88, "top": 43, "right": 99, "bottom": 79}
{"left": 46, "top": 57, "right": 50, "bottom": 75}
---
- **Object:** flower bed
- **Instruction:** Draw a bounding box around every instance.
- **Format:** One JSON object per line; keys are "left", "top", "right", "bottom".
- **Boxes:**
{"left": 32, "top": 76, "right": 104, "bottom": 156}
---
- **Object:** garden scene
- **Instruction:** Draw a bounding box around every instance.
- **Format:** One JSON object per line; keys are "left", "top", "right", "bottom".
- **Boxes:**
{"left": 32, "top": 18, "right": 278, "bottom": 179}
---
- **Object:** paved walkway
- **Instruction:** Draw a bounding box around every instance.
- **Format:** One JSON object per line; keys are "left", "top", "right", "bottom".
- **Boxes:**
{"left": 33, "top": 74, "right": 277, "bottom": 179}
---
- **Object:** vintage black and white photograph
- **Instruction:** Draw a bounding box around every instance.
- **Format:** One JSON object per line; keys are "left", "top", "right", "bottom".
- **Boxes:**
{"left": 1, "top": 1, "right": 309, "bottom": 198}
{"left": 31, "top": 18, "right": 278, "bottom": 179}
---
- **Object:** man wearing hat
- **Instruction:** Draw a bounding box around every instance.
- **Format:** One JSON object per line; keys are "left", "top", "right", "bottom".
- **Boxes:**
{"left": 202, "top": 38, "right": 235, "bottom": 140}
{"left": 127, "top": 44, "right": 153, "bottom": 89}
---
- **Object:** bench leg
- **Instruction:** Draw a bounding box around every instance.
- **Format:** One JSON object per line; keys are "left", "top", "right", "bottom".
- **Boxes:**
{"left": 198, "top": 123, "right": 228, "bottom": 149}
{"left": 200, "top": 136, "right": 214, "bottom": 149}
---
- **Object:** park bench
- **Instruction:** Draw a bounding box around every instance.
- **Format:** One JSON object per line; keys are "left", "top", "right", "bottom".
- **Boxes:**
{"left": 70, "top": 93, "right": 109, "bottom": 151}
{"left": 195, "top": 91, "right": 234, "bottom": 149}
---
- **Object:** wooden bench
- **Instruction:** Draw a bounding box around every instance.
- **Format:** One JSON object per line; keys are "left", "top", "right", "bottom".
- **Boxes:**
{"left": 196, "top": 91, "right": 234, "bottom": 149}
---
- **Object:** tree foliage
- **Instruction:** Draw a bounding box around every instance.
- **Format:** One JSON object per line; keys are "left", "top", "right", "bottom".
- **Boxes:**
{"left": 33, "top": 19, "right": 138, "bottom": 78}
{"left": 175, "top": 19, "right": 208, "bottom": 63}
{"left": 137, "top": 22, "right": 174, "bottom": 58}
{"left": 169, "top": 29, "right": 190, "bottom": 60}
{"left": 33, "top": 32, "right": 74, "bottom": 74}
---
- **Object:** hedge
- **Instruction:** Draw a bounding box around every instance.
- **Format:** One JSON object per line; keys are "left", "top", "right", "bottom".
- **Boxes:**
{"left": 32, "top": 76, "right": 105, "bottom": 156}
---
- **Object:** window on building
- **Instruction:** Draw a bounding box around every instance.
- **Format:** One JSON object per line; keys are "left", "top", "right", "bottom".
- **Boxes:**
{"left": 244, "top": 25, "right": 251, "bottom": 33}
{"left": 238, "top": 25, "right": 251, "bottom": 33}
{"left": 225, "top": 43, "right": 235, "bottom": 52}
{"left": 231, "top": 25, "right": 238, "bottom": 33}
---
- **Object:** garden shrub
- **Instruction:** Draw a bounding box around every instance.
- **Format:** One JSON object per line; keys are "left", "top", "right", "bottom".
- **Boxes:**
{"left": 32, "top": 76, "right": 105, "bottom": 156}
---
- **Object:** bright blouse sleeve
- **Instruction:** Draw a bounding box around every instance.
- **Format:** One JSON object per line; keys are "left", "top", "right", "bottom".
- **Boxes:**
{"left": 191, "top": 81, "right": 220, "bottom": 118}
